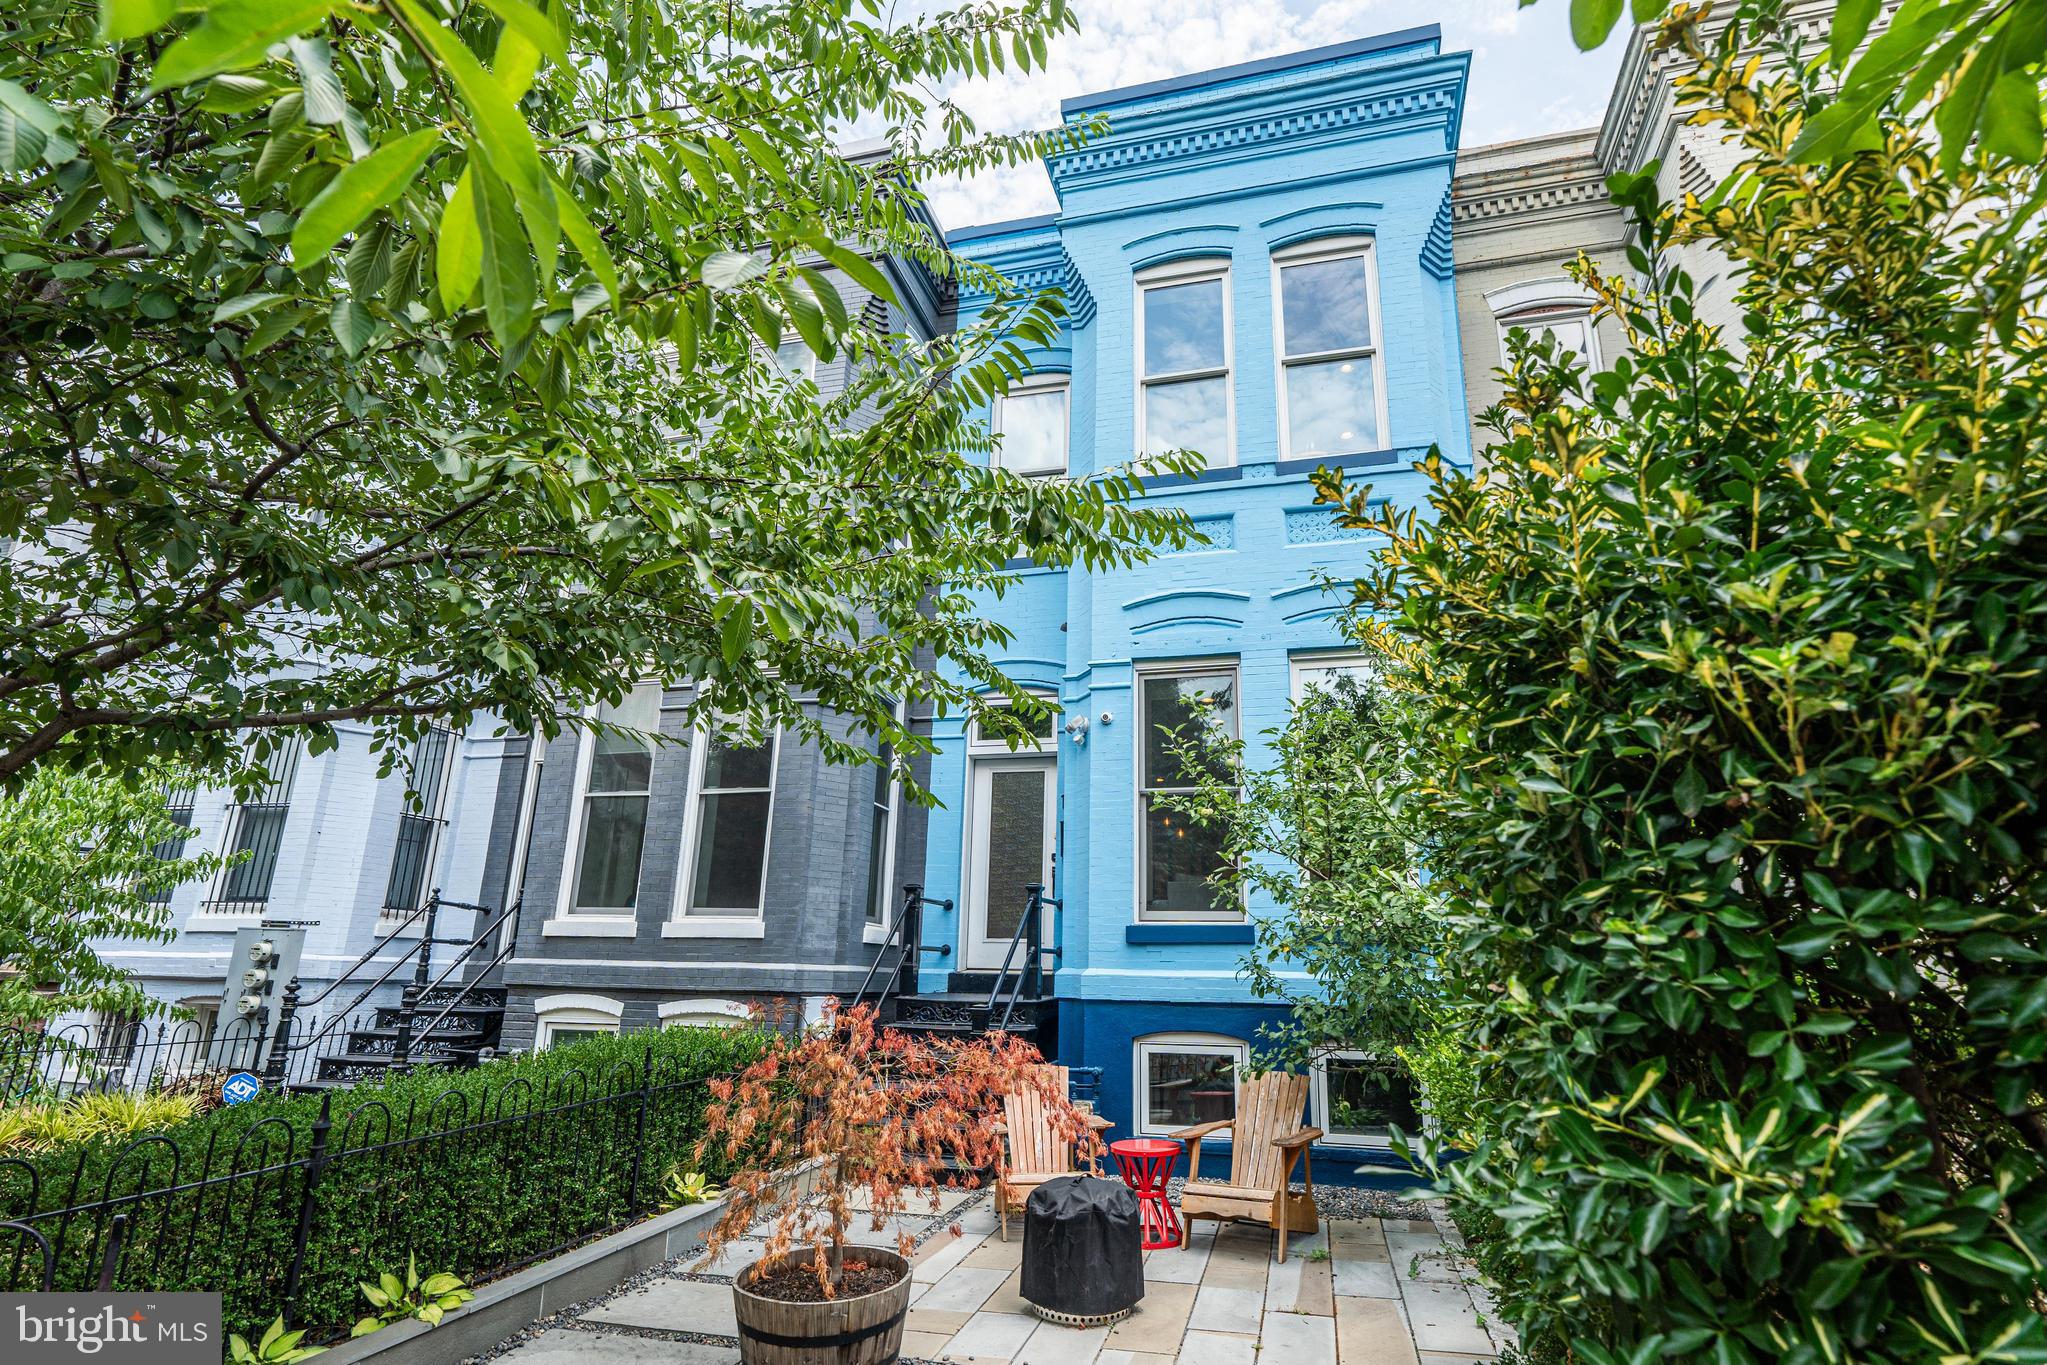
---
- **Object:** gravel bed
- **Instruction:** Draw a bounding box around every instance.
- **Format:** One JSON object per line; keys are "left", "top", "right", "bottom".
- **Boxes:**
{"left": 459, "top": 1191, "right": 990, "bottom": 1365}
{"left": 1154, "top": 1175, "right": 1431, "bottom": 1224}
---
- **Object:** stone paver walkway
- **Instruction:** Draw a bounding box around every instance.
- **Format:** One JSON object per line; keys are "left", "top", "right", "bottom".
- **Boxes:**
{"left": 486, "top": 1189, "right": 1513, "bottom": 1365}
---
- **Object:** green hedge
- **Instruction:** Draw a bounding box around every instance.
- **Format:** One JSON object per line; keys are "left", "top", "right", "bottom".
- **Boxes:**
{"left": 0, "top": 1025, "right": 767, "bottom": 1346}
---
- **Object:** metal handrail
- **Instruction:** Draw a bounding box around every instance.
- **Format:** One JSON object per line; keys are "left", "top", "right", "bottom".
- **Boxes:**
{"left": 292, "top": 893, "right": 439, "bottom": 1011}
{"left": 984, "top": 883, "right": 1059, "bottom": 1033}
{"left": 403, "top": 900, "right": 521, "bottom": 1048}
{"left": 855, "top": 884, "right": 952, "bottom": 1017}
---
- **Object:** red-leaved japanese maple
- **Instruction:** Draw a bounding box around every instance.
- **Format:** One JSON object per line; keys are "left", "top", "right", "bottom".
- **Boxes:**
{"left": 694, "top": 1000, "right": 1097, "bottom": 1297}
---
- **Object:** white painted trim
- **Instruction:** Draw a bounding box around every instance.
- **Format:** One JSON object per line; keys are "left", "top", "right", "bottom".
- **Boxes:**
{"left": 658, "top": 998, "right": 751, "bottom": 1027}
{"left": 865, "top": 700, "right": 905, "bottom": 929}
{"left": 992, "top": 374, "right": 1071, "bottom": 477}
{"left": 1132, "top": 1031, "right": 1250, "bottom": 1139}
{"left": 553, "top": 684, "right": 662, "bottom": 923}
{"left": 508, "top": 956, "right": 870, "bottom": 972}
{"left": 1288, "top": 650, "right": 1374, "bottom": 703}
{"left": 862, "top": 923, "right": 888, "bottom": 945}
{"left": 182, "top": 913, "right": 264, "bottom": 933}
{"left": 966, "top": 689, "right": 1057, "bottom": 755}
{"left": 660, "top": 919, "right": 766, "bottom": 939}
{"left": 542, "top": 916, "right": 637, "bottom": 938}
{"left": 962, "top": 754, "right": 1057, "bottom": 970}
{"left": 1310, "top": 1049, "right": 1432, "bottom": 1150}
{"left": 1132, "top": 658, "right": 1244, "bottom": 924}
{"left": 1483, "top": 276, "right": 1597, "bottom": 316}
{"left": 671, "top": 721, "right": 780, "bottom": 923}
{"left": 533, "top": 993, "right": 625, "bottom": 1018}
{"left": 1271, "top": 235, "right": 1390, "bottom": 462}
{"left": 1134, "top": 258, "right": 1234, "bottom": 467}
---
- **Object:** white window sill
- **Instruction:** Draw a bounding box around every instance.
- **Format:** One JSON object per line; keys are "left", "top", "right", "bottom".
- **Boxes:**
{"left": 862, "top": 923, "right": 888, "bottom": 944}
{"left": 373, "top": 917, "right": 426, "bottom": 938}
{"left": 542, "top": 916, "right": 638, "bottom": 938}
{"left": 184, "top": 913, "right": 264, "bottom": 933}
{"left": 662, "top": 919, "right": 766, "bottom": 939}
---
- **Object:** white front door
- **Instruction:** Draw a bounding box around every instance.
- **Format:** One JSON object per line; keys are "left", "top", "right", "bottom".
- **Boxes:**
{"left": 965, "top": 757, "right": 1056, "bottom": 969}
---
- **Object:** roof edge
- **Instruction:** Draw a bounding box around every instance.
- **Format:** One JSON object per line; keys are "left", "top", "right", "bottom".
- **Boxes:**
{"left": 1058, "top": 25, "right": 1444, "bottom": 117}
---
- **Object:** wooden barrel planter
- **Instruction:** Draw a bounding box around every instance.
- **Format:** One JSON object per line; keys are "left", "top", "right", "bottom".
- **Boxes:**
{"left": 732, "top": 1247, "right": 913, "bottom": 1365}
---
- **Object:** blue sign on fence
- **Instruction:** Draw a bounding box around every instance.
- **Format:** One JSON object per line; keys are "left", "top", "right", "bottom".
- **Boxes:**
{"left": 221, "top": 1071, "right": 262, "bottom": 1105}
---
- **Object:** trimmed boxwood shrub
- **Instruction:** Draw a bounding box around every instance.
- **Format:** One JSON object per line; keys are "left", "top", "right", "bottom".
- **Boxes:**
{"left": 0, "top": 1024, "right": 768, "bottom": 1346}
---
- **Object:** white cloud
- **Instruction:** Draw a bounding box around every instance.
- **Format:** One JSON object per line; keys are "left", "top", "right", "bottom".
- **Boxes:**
{"left": 908, "top": 0, "right": 1625, "bottom": 232}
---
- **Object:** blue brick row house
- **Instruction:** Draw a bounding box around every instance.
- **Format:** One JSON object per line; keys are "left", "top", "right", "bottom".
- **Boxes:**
{"left": 908, "top": 27, "right": 1472, "bottom": 1177}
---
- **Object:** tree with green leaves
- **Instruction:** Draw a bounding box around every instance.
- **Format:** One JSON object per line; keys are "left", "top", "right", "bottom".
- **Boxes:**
{"left": 1556, "top": 0, "right": 2044, "bottom": 172}
{"left": 0, "top": 0, "right": 1194, "bottom": 789}
{"left": 1152, "top": 674, "right": 1445, "bottom": 1073}
{"left": 1317, "top": 8, "right": 2047, "bottom": 1361}
{"left": 0, "top": 764, "right": 223, "bottom": 1027}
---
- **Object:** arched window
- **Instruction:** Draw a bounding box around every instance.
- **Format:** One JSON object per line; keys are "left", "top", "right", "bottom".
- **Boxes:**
{"left": 1486, "top": 278, "right": 1601, "bottom": 371}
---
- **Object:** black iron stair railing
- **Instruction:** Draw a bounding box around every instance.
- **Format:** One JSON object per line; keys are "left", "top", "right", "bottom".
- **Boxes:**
{"left": 985, "top": 882, "right": 1059, "bottom": 1034}
{"left": 854, "top": 884, "right": 953, "bottom": 1018}
{"left": 261, "top": 890, "right": 500, "bottom": 1085}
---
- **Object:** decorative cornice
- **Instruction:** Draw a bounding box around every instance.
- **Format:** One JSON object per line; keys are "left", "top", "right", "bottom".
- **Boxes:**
{"left": 956, "top": 232, "right": 1096, "bottom": 329}
{"left": 1421, "top": 189, "right": 1453, "bottom": 281}
{"left": 1451, "top": 176, "right": 1613, "bottom": 226}
{"left": 1051, "top": 79, "right": 1465, "bottom": 193}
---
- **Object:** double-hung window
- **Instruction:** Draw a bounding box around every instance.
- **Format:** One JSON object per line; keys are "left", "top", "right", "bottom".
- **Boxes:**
{"left": 863, "top": 741, "right": 898, "bottom": 928}
{"left": 994, "top": 377, "right": 1069, "bottom": 476}
{"left": 774, "top": 337, "right": 816, "bottom": 381}
{"left": 1274, "top": 238, "right": 1385, "bottom": 460}
{"left": 1136, "top": 262, "right": 1232, "bottom": 463}
{"left": 1137, "top": 665, "right": 1240, "bottom": 920}
{"left": 382, "top": 725, "right": 457, "bottom": 921}
{"left": 142, "top": 781, "right": 199, "bottom": 906}
{"left": 204, "top": 738, "right": 303, "bottom": 914}
{"left": 679, "top": 725, "right": 779, "bottom": 920}
{"left": 565, "top": 684, "right": 662, "bottom": 916}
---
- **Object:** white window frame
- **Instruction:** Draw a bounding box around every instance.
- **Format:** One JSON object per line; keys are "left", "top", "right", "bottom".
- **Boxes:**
{"left": 968, "top": 689, "right": 1057, "bottom": 755}
{"left": 1133, "top": 659, "right": 1243, "bottom": 923}
{"left": 1134, "top": 259, "right": 1235, "bottom": 467}
{"left": 658, "top": 998, "right": 753, "bottom": 1029}
{"left": 1133, "top": 1032, "right": 1249, "bottom": 1138}
{"left": 533, "top": 993, "right": 624, "bottom": 1050}
{"left": 548, "top": 684, "right": 663, "bottom": 936}
{"left": 1289, "top": 650, "right": 1375, "bottom": 704}
{"left": 1312, "top": 1049, "right": 1429, "bottom": 1150}
{"left": 774, "top": 334, "right": 817, "bottom": 381}
{"left": 1485, "top": 278, "right": 1601, "bottom": 372}
{"left": 1271, "top": 236, "right": 1389, "bottom": 462}
{"left": 863, "top": 743, "right": 902, "bottom": 938}
{"left": 667, "top": 721, "right": 781, "bottom": 936}
{"left": 992, "top": 374, "right": 1070, "bottom": 477}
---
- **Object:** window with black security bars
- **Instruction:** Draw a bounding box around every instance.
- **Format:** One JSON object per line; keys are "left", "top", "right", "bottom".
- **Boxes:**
{"left": 382, "top": 726, "right": 457, "bottom": 919}
{"left": 141, "top": 782, "right": 199, "bottom": 906}
{"left": 201, "top": 739, "right": 304, "bottom": 915}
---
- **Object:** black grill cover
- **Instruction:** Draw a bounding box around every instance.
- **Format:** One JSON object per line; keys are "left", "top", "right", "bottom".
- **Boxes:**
{"left": 1020, "top": 1176, "right": 1145, "bottom": 1317}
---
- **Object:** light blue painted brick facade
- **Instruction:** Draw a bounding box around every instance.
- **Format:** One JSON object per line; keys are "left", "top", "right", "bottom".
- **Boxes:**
{"left": 917, "top": 26, "right": 1471, "bottom": 1171}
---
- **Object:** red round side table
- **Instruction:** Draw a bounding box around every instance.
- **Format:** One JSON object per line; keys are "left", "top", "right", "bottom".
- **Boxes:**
{"left": 1109, "top": 1137, "right": 1183, "bottom": 1250}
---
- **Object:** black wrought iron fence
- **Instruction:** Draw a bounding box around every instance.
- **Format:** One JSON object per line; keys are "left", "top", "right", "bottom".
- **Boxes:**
{"left": 0, "top": 1014, "right": 373, "bottom": 1106}
{"left": 0, "top": 1049, "right": 741, "bottom": 1348}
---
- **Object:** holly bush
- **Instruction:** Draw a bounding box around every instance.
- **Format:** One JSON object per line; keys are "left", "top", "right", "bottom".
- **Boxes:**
{"left": 1319, "top": 11, "right": 2047, "bottom": 1364}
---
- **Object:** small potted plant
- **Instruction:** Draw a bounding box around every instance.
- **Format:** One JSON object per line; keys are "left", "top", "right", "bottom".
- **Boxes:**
{"left": 696, "top": 1001, "right": 1090, "bottom": 1364}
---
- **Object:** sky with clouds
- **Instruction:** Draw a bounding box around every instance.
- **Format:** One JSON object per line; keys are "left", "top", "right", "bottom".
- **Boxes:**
{"left": 915, "top": 0, "right": 1624, "bottom": 233}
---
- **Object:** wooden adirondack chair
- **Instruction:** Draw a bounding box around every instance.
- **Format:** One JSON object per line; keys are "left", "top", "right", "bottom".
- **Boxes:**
{"left": 1171, "top": 1070, "right": 1323, "bottom": 1261}
{"left": 995, "top": 1064, "right": 1114, "bottom": 1241}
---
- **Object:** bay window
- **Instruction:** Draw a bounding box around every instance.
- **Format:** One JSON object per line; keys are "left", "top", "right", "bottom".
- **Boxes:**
{"left": 994, "top": 376, "right": 1069, "bottom": 476}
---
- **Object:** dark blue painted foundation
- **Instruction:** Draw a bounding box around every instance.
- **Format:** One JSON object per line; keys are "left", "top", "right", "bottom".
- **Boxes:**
{"left": 1054, "top": 998, "right": 1426, "bottom": 1193}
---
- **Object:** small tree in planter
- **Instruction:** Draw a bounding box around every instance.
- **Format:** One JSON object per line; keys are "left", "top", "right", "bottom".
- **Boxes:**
{"left": 696, "top": 1001, "right": 1094, "bottom": 1360}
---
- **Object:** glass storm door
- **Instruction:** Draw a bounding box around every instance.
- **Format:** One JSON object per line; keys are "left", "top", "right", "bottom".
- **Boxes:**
{"left": 966, "top": 758, "right": 1056, "bottom": 969}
